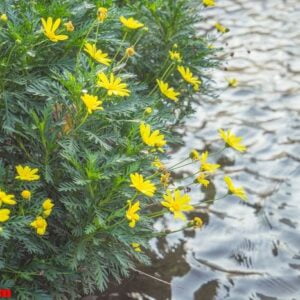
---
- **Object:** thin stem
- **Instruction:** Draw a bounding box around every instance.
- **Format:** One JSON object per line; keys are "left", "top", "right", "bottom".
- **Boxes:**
{"left": 113, "top": 32, "right": 128, "bottom": 61}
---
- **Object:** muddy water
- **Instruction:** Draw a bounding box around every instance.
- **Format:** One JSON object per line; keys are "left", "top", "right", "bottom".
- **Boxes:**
{"left": 99, "top": 0, "right": 300, "bottom": 299}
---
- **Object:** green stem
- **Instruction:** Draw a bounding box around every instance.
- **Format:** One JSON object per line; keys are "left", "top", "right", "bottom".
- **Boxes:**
{"left": 113, "top": 31, "right": 128, "bottom": 61}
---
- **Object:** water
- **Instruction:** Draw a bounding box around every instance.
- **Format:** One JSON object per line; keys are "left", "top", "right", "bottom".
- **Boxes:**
{"left": 98, "top": 0, "right": 300, "bottom": 299}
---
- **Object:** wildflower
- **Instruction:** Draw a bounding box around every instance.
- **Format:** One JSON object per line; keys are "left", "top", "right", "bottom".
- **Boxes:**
{"left": 21, "top": 190, "right": 31, "bottom": 200}
{"left": 224, "top": 176, "right": 247, "bottom": 201}
{"left": 160, "top": 172, "right": 171, "bottom": 188}
{"left": 161, "top": 189, "right": 194, "bottom": 221}
{"left": 144, "top": 107, "right": 153, "bottom": 114}
{"left": 0, "top": 209, "right": 10, "bottom": 222}
{"left": 126, "top": 47, "right": 136, "bottom": 57}
{"left": 0, "top": 14, "right": 8, "bottom": 22}
{"left": 15, "top": 165, "right": 40, "bottom": 181}
{"left": 203, "top": 0, "right": 215, "bottom": 6}
{"left": 169, "top": 50, "right": 182, "bottom": 62}
{"left": 192, "top": 217, "right": 203, "bottom": 228}
{"left": 42, "top": 198, "right": 54, "bottom": 217}
{"left": 207, "top": 44, "right": 215, "bottom": 49}
{"left": 64, "top": 21, "right": 74, "bottom": 32}
{"left": 41, "top": 17, "right": 68, "bottom": 42}
{"left": 157, "top": 80, "right": 180, "bottom": 102}
{"left": 120, "top": 16, "right": 144, "bottom": 29}
{"left": 227, "top": 78, "right": 238, "bottom": 88}
{"left": 130, "top": 173, "right": 156, "bottom": 197}
{"left": 0, "top": 191, "right": 16, "bottom": 206}
{"left": 219, "top": 129, "right": 246, "bottom": 152}
{"left": 214, "top": 22, "right": 229, "bottom": 33}
{"left": 131, "top": 242, "right": 142, "bottom": 252}
{"left": 152, "top": 158, "right": 165, "bottom": 170}
{"left": 81, "top": 93, "right": 103, "bottom": 114}
{"left": 140, "top": 123, "right": 166, "bottom": 150}
{"left": 177, "top": 66, "right": 201, "bottom": 91}
{"left": 200, "top": 152, "right": 220, "bottom": 173}
{"left": 196, "top": 173, "right": 210, "bottom": 187}
{"left": 84, "top": 43, "right": 111, "bottom": 66}
{"left": 97, "top": 7, "right": 108, "bottom": 23}
{"left": 190, "top": 149, "right": 201, "bottom": 161}
{"left": 97, "top": 72, "right": 130, "bottom": 97}
{"left": 126, "top": 200, "right": 140, "bottom": 228}
{"left": 30, "top": 216, "right": 47, "bottom": 235}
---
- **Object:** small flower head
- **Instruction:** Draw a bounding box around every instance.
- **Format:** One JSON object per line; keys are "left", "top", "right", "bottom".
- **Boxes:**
{"left": 191, "top": 217, "right": 203, "bottom": 228}
{"left": 144, "top": 107, "right": 153, "bottom": 114}
{"left": 125, "top": 47, "right": 136, "bottom": 57}
{"left": 43, "top": 198, "right": 54, "bottom": 218}
{"left": 15, "top": 165, "right": 40, "bottom": 181}
{"left": 84, "top": 43, "right": 111, "bottom": 66}
{"left": 126, "top": 200, "right": 140, "bottom": 228}
{"left": 81, "top": 93, "right": 103, "bottom": 114}
{"left": 97, "top": 7, "right": 108, "bottom": 23}
{"left": 157, "top": 79, "right": 180, "bottom": 102}
{"left": 131, "top": 242, "right": 142, "bottom": 252}
{"left": 64, "top": 21, "right": 74, "bottom": 32}
{"left": 0, "top": 209, "right": 10, "bottom": 223}
{"left": 160, "top": 172, "right": 171, "bottom": 188}
{"left": 97, "top": 72, "right": 130, "bottom": 97}
{"left": 169, "top": 50, "right": 182, "bottom": 62}
{"left": 177, "top": 66, "right": 201, "bottom": 91}
{"left": 224, "top": 176, "right": 247, "bottom": 201}
{"left": 140, "top": 123, "right": 166, "bottom": 150}
{"left": 200, "top": 151, "right": 220, "bottom": 173}
{"left": 130, "top": 173, "right": 156, "bottom": 197}
{"left": 203, "top": 0, "right": 216, "bottom": 7}
{"left": 30, "top": 216, "right": 47, "bottom": 235}
{"left": 21, "top": 190, "right": 31, "bottom": 200}
{"left": 120, "top": 16, "right": 144, "bottom": 29}
{"left": 227, "top": 78, "right": 238, "bottom": 88}
{"left": 0, "top": 190, "right": 16, "bottom": 206}
{"left": 0, "top": 14, "right": 8, "bottom": 22}
{"left": 41, "top": 17, "right": 68, "bottom": 42}
{"left": 190, "top": 149, "right": 201, "bottom": 161}
{"left": 152, "top": 158, "right": 165, "bottom": 170}
{"left": 196, "top": 173, "right": 210, "bottom": 187}
{"left": 214, "top": 22, "right": 229, "bottom": 33}
{"left": 219, "top": 129, "right": 246, "bottom": 152}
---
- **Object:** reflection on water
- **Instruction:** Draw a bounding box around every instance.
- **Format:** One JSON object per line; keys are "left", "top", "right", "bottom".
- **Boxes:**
{"left": 99, "top": 0, "right": 300, "bottom": 299}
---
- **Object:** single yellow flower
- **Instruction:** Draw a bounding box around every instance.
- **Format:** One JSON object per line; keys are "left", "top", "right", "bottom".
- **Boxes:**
{"left": 160, "top": 172, "right": 171, "bottom": 188}
{"left": 214, "top": 22, "right": 229, "bottom": 33}
{"left": 192, "top": 217, "right": 203, "bottom": 228}
{"left": 42, "top": 198, "right": 54, "bottom": 217}
{"left": 156, "top": 79, "right": 180, "bottom": 102}
{"left": 152, "top": 158, "right": 165, "bottom": 170}
{"left": 200, "top": 151, "right": 220, "bottom": 173}
{"left": 144, "top": 107, "right": 153, "bottom": 114}
{"left": 97, "top": 7, "right": 108, "bottom": 23}
{"left": 64, "top": 21, "right": 74, "bottom": 32}
{"left": 21, "top": 190, "right": 31, "bottom": 200}
{"left": 30, "top": 216, "right": 47, "bottom": 235}
{"left": 219, "top": 129, "right": 246, "bottom": 152}
{"left": 15, "top": 165, "right": 40, "bottom": 181}
{"left": 97, "top": 72, "right": 130, "bottom": 97}
{"left": 126, "top": 200, "right": 140, "bottom": 228}
{"left": 81, "top": 93, "right": 104, "bottom": 114}
{"left": 177, "top": 66, "right": 201, "bottom": 91}
{"left": 41, "top": 17, "right": 68, "bottom": 42}
{"left": 125, "top": 47, "right": 136, "bottom": 57}
{"left": 224, "top": 176, "right": 247, "bottom": 201}
{"left": 169, "top": 50, "right": 182, "bottom": 62}
{"left": 130, "top": 173, "right": 156, "bottom": 197}
{"left": 196, "top": 173, "right": 210, "bottom": 187}
{"left": 0, "top": 191, "right": 16, "bottom": 206}
{"left": 189, "top": 149, "right": 201, "bottom": 161}
{"left": 140, "top": 123, "right": 166, "bottom": 149}
{"left": 0, "top": 209, "right": 10, "bottom": 222}
{"left": 120, "top": 16, "right": 144, "bottom": 29}
{"left": 0, "top": 14, "right": 8, "bottom": 22}
{"left": 131, "top": 242, "right": 142, "bottom": 252}
{"left": 227, "top": 78, "right": 238, "bottom": 88}
{"left": 161, "top": 189, "right": 194, "bottom": 221}
{"left": 84, "top": 43, "right": 111, "bottom": 66}
{"left": 203, "top": 0, "right": 215, "bottom": 6}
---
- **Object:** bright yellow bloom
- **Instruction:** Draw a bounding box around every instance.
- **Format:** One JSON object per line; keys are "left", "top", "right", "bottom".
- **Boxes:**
{"left": 0, "top": 191, "right": 16, "bottom": 206}
{"left": 21, "top": 190, "right": 31, "bottom": 200}
{"left": 161, "top": 190, "right": 194, "bottom": 221}
{"left": 224, "top": 176, "right": 247, "bottom": 201}
{"left": 120, "top": 16, "right": 144, "bottom": 29}
{"left": 196, "top": 173, "right": 210, "bottom": 187}
{"left": 144, "top": 107, "right": 153, "bottom": 114}
{"left": 64, "top": 21, "right": 74, "bottom": 32}
{"left": 0, "top": 209, "right": 10, "bottom": 222}
{"left": 177, "top": 66, "right": 201, "bottom": 91}
{"left": 15, "top": 165, "right": 40, "bottom": 181}
{"left": 84, "top": 43, "right": 111, "bottom": 66}
{"left": 219, "top": 129, "right": 246, "bottom": 152}
{"left": 157, "top": 79, "right": 180, "bottom": 102}
{"left": 97, "top": 7, "right": 108, "bottom": 23}
{"left": 140, "top": 123, "right": 166, "bottom": 149}
{"left": 81, "top": 93, "right": 103, "bottom": 114}
{"left": 227, "top": 78, "right": 238, "bottom": 87}
{"left": 30, "top": 216, "right": 47, "bottom": 235}
{"left": 41, "top": 17, "right": 68, "bottom": 42}
{"left": 0, "top": 14, "right": 8, "bottom": 22}
{"left": 192, "top": 217, "right": 203, "bottom": 228}
{"left": 126, "top": 47, "right": 136, "bottom": 57}
{"left": 203, "top": 0, "right": 215, "bottom": 6}
{"left": 131, "top": 242, "right": 142, "bottom": 252}
{"left": 169, "top": 50, "right": 182, "bottom": 62}
{"left": 189, "top": 149, "right": 201, "bottom": 161}
{"left": 214, "top": 22, "right": 229, "bottom": 33}
{"left": 152, "top": 158, "right": 165, "bottom": 170}
{"left": 130, "top": 173, "right": 156, "bottom": 197}
{"left": 126, "top": 200, "right": 140, "bottom": 228}
{"left": 97, "top": 72, "right": 130, "bottom": 97}
{"left": 42, "top": 198, "right": 54, "bottom": 217}
{"left": 200, "top": 151, "right": 220, "bottom": 173}
{"left": 160, "top": 172, "right": 171, "bottom": 188}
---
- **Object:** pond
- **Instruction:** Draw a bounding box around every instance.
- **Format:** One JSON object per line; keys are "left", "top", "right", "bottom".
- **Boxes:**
{"left": 98, "top": 0, "right": 300, "bottom": 299}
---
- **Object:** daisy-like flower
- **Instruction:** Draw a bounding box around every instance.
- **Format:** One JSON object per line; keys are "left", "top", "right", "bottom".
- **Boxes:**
{"left": 214, "top": 22, "right": 229, "bottom": 33}
{"left": 156, "top": 79, "right": 180, "bottom": 102}
{"left": 227, "top": 78, "right": 238, "bottom": 88}
{"left": 219, "top": 129, "right": 246, "bottom": 152}
{"left": 169, "top": 50, "right": 182, "bottom": 62}
{"left": 203, "top": 0, "right": 216, "bottom": 6}
{"left": 41, "top": 17, "right": 68, "bottom": 42}
{"left": 224, "top": 176, "right": 247, "bottom": 201}
{"left": 81, "top": 93, "right": 104, "bottom": 114}
{"left": 189, "top": 149, "right": 201, "bottom": 161}
{"left": 120, "top": 16, "right": 144, "bottom": 29}
{"left": 130, "top": 173, "right": 156, "bottom": 197}
{"left": 0, "top": 209, "right": 10, "bottom": 222}
{"left": 161, "top": 189, "right": 194, "bottom": 221}
{"left": 131, "top": 242, "right": 142, "bottom": 252}
{"left": 191, "top": 217, "right": 203, "bottom": 228}
{"left": 30, "top": 216, "right": 47, "bottom": 235}
{"left": 196, "top": 173, "right": 210, "bottom": 187}
{"left": 97, "top": 7, "right": 108, "bottom": 23}
{"left": 126, "top": 200, "right": 140, "bottom": 228}
{"left": 84, "top": 43, "right": 111, "bottom": 66}
{"left": 64, "top": 21, "right": 74, "bottom": 32}
{"left": 97, "top": 72, "right": 130, "bottom": 97}
{"left": 125, "top": 47, "right": 136, "bottom": 57}
{"left": 0, "top": 190, "right": 16, "bottom": 206}
{"left": 140, "top": 123, "right": 166, "bottom": 149}
{"left": 152, "top": 158, "right": 165, "bottom": 170}
{"left": 200, "top": 151, "right": 220, "bottom": 173}
{"left": 42, "top": 198, "right": 54, "bottom": 218}
{"left": 177, "top": 66, "right": 201, "bottom": 91}
{"left": 15, "top": 165, "right": 40, "bottom": 181}
{"left": 21, "top": 190, "right": 31, "bottom": 200}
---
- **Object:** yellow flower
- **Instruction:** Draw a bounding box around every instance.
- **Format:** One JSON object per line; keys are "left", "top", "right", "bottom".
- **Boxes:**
{"left": 97, "top": 7, "right": 108, "bottom": 23}
{"left": 203, "top": 0, "right": 215, "bottom": 6}
{"left": 227, "top": 78, "right": 238, "bottom": 88}
{"left": 42, "top": 198, "right": 54, "bottom": 217}
{"left": 224, "top": 176, "right": 247, "bottom": 201}
{"left": 120, "top": 16, "right": 144, "bottom": 29}
{"left": 144, "top": 107, "right": 153, "bottom": 114}
{"left": 21, "top": 190, "right": 31, "bottom": 200}
{"left": 97, "top": 72, "right": 130, "bottom": 97}
{"left": 131, "top": 242, "right": 142, "bottom": 252}
{"left": 84, "top": 43, "right": 111, "bottom": 66}
{"left": 196, "top": 173, "right": 210, "bottom": 187}
{"left": 161, "top": 189, "right": 194, "bottom": 221}
{"left": 214, "top": 22, "right": 229, "bottom": 33}
{"left": 169, "top": 50, "right": 182, "bottom": 62}
{"left": 0, "top": 14, "right": 8, "bottom": 22}
{"left": 219, "top": 129, "right": 246, "bottom": 152}
{"left": 160, "top": 172, "right": 171, "bottom": 188}
{"left": 0, "top": 209, "right": 10, "bottom": 222}
{"left": 192, "top": 217, "right": 203, "bottom": 228}
{"left": 41, "top": 17, "right": 68, "bottom": 42}
{"left": 189, "top": 149, "right": 201, "bottom": 161}
{"left": 30, "top": 216, "right": 47, "bottom": 235}
{"left": 177, "top": 66, "right": 201, "bottom": 91}
{"left": 0, "top": 191, "right": 16, "bottom": 206}
{"left": 81, "top": 93, "right": 103, "bottom": 114}
{"left": 152, "top": 158, "right": 165, "bottom": 170}
{"left": 125, "top": 47, "right": 136, "bottom": 57}
{"left": 200, "top": 151, "right": 220, "bottom": 173}
{"left": 156, "top": 79, "right": 180, "bottom": 102}
{"left": 130, "top": 173, "right": 156, "bottom": 197}
{"left": 140, "top": 123, "right": 166, "bottom": 149}
{"left": 15, "top": 165, "right": 40, "bottom": 181}
{"left": 64, "top": 21, "right": 74, "bottom": 32}
{"left": 126, "top": 200, "right": 140, "bottom": 228}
